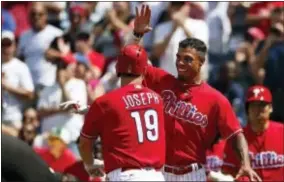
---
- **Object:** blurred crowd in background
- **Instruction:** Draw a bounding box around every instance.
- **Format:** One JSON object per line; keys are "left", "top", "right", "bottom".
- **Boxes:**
{"left": 1, "top": 1, "right": 284, "bottom": 181}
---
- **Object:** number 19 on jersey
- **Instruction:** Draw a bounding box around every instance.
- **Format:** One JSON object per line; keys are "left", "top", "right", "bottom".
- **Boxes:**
{"left": 131, "top": 109, "right": 159, "bottom": 143}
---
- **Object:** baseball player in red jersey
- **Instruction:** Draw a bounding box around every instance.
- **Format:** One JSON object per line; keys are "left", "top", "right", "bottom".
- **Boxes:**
{"left": 78, "top": 44, "right": 166, "bottom": 181}
{"left": 222, "top": 85, "right": 284, "bottom": 181}
{"left": 126, "top": 5, "right": 261, "bottom": 182}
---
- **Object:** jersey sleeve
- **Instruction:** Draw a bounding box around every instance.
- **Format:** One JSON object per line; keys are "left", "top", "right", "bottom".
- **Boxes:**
{"left": 80, "top": 100, "right": 104, "bottom": 139}
{"left": 216, "top": 95, "right": 242, "bottom": 141}
{"left": 143, "top": 65, "right": 169, "bottom": 89}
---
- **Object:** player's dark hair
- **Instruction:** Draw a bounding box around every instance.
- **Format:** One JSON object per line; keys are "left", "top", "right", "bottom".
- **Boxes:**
{"left": 76, "top": 32, "right": 90, "bottom": 41}
{"left": 179, "top": 38, "right": 207, "bottom": 62}
{"left": 118, "top": 73, "right": 141, "bottom": 78}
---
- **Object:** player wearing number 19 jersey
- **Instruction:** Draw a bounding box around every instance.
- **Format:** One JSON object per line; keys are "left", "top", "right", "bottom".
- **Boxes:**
{"left": 79, "top": 44, "right": 165, "bottom": 181}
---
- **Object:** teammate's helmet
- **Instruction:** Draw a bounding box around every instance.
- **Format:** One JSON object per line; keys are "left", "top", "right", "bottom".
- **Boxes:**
{"left": 246, "top": 85, "right": 272, "bottom": 103}
{"left": 116, "top": 44, "right": 148, "bottom": 76}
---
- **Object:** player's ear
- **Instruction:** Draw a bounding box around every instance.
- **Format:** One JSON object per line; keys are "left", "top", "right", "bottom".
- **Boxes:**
{"left": 269, "top": 105, "right": 273, "bottom": 114}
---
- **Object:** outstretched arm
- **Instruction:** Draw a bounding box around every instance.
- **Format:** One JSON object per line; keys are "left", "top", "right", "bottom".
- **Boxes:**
{"left": 125, "top": 4, "right": 152, "bottom": 46}
{"left": 230, "top": 133, "right": 262, "bottom": 182}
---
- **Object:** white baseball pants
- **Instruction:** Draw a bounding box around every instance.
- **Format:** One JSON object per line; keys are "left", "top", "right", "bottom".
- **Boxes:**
{"left": 107, "top": 168, "right": 165, "bottom": 181}
{"left": 162, "top": 165, "right": 207, "bottom": 181}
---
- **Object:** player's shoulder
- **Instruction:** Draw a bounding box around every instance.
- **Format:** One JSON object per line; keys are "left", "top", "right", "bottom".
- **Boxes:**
{"left": 203, "top": 83, "right": 230, "bottom": 104}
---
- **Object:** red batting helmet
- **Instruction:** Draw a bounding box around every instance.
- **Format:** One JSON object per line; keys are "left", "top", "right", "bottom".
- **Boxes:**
{"left": 246, "top": 85, "right": 272, "bottom": 103}
{"left": 116, "top": 44, "right": 148, "bottom": 76}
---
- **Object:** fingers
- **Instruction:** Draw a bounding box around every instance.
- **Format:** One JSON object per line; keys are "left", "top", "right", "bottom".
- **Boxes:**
{"left": 235, "top": 173, "right": 241, "bottom": 180}
{"left": 135, "top": 6, "right": 139, "bottom": 17}
{"left": 146, "top": 5, "right": 151, "bottom": 24}
{"left": 253, "top": 172, "right": 262, "bottom": 182}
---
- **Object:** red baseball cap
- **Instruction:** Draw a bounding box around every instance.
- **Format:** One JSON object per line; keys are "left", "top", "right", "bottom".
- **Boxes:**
{"left": 246, "top": 85, "right": 272, "bottom": 103}
{"left": 70, "top": 5, "right": 86, "bottom": 17}
{"left": 116, "top": 44, "right": 148, "bottom": 76}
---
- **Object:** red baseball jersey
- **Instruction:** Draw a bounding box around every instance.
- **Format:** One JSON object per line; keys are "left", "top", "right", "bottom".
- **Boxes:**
{"left": 80, "top": 84, "right": 165, "bottom": 174}
{"left": 206, "top": 140, "right": 226, "bottom": 172}
{"left": 222, "top": 121, "right": 284, "bottom": 181}
{"left": 142, "top": 66, "right": 242, "bottom": 166}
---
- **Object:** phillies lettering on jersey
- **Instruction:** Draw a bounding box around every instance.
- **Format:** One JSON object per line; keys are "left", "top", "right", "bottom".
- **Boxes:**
{"left": 249, "top": 151, "right": 284, "bottom": 169}
{"left": 161, "top": 90, "right": 208, "bottom": 127}
{"left": 206, "top": 155, "right": 224, "bottom": 172}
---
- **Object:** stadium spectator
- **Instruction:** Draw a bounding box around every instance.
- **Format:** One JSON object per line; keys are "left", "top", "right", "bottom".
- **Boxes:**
{"left": 2, "top": 31, "right": 34, "bottom": 135}
{"left": 86, "top": 2, "right": 113, "bottom": 25}
{"left": 152, "top": 2, "right": 209, "bottom": 80}
{"left": 19, "top": 122, "right": 38, "bottom": 146}
{"left": 93, "top": 2, "right": 135, "bottom": 62}
{"left": 246, "top": 2, "right": 284, "bottom": 37}
{"left": 210, "top": 61, "right": 246, "bottom": 126}
{"left": 17, "top": 2, "right": 63, "bottom": 91}
{"left": 43, "top": 2, "right": 67, "bottom": 29}
{"left": 22, "top": 107, "right": 40, "bottom": 129}
{"left": 36, "top": 64, "right": 87, "bottom": 142}
{"left": 75, "top": 62, "right": 105, "bottom": 104}
{"left": 34, "top": 127, "right": 77, "bottom": 173}
{"left": 74, "top": 32, "right": 106, "bottom": 79}
{"left": 1, "top": 8, "right": 16, "bottom": 33}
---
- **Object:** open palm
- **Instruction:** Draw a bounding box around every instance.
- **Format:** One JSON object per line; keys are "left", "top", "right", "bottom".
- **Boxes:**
{"left": 134, "top": 4, "right": 152, "bottom": 35}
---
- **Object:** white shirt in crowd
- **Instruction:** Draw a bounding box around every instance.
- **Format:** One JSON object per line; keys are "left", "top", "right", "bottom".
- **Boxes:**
{"left": 206, "top": 2, "right": 231, "bottom": 54}
{"left": 2, "top": 58, "right": 34, "bottom": 129}
{"left": 37, "top": 78, "right": 87, "bottom": 142}
{"left": 17, "top": 25, "right": 63, "bottom": 87}
{"left": 154, "top": 18, "right": 209, "bottom": 80}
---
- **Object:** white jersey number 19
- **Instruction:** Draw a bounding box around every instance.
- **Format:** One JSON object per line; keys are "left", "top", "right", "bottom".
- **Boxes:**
{"left": 131, "top": 109, "right": 158, "bottom": 143}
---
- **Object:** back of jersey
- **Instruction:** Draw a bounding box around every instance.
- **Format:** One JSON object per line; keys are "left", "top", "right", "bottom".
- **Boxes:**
{"left": 98, "top": 85, "right": 165, "bottom": 172}
{"left": 100, "top": 84, "right": 165, "bottom": 173}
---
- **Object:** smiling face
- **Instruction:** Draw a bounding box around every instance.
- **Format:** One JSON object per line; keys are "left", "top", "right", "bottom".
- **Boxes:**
{"left": 176, "top": 47, "right": 203, "bottom": 81}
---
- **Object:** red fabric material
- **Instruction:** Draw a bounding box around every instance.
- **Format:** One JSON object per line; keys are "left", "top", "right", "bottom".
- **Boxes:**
{"left": 34, "top": 147, "right": 77, "bottom": 173}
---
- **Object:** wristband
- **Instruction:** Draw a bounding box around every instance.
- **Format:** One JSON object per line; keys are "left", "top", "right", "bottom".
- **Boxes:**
{"left": 133, "top": 31, "right": 144, "bottom": 39}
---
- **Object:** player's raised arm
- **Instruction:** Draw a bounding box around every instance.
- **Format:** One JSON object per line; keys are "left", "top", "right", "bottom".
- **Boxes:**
{"left": 125, "top": 4, "right": 152, "bottom": 46}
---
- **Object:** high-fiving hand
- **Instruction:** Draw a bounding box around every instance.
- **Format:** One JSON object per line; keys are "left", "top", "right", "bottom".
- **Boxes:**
{"left": 134, "top": 4, "right": 152, "bottom": 35}
{"left": 59, "top": 100, "right": 89, "bottom": 114}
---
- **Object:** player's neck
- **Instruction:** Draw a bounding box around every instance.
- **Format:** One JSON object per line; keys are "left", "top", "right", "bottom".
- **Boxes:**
{"left": 181, "top": 74, "right": 202, "bottom": 85}
{"left": 250, "top": 120, "right": 270, "bottom": 133}
{"left": 121, "top": 76, "right": 143, "bottom": 87}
